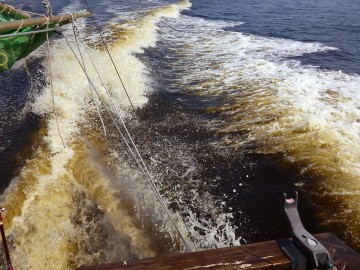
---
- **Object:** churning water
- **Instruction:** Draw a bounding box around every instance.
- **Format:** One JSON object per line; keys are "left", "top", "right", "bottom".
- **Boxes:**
{"left": 0, "top": 0, "right": 360, "bottom": 268}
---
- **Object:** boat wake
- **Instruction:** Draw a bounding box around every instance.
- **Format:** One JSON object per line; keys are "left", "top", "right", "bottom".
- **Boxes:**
{"left": 0, "top": 1, "right": 231, "bottom": 269}
{"left": 2, "top": 0, "right": 360, "bottom": 269}
{"left": 151, "top": 9, "right": 360, "bottom": 250}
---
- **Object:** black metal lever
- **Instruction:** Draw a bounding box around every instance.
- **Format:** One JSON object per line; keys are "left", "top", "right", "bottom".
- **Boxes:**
{"left": 283, "top": 192, "right": 334, "bottom": 270}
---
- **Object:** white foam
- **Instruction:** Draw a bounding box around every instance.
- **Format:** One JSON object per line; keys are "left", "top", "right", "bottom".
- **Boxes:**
{"left": 151, "top": 9, "right": 360, "bottom": 246}
{"left": 157, "top": 13, "right": 360, "bottom": 180}
{"left": 2, "top": 1, "right": 196, "bottom": 268}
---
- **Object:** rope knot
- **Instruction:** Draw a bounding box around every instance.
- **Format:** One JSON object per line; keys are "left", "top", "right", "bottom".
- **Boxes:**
{"left": 42, "top": 0, "right": 53, "bottom": 16}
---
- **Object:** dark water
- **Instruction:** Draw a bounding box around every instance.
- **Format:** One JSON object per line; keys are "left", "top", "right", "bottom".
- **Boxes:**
{"left": 1, "top": 0, "right": 360, "bottom": 268}
{"left": 185, "top": 0, "right": 360, "bottom": 74}
{"left": 137, "top": 0, "right": 360, "bottom": 251}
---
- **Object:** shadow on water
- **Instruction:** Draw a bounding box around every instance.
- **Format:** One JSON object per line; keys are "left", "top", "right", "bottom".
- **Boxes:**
{"left": 0, "top": 60, "right": 44, "bottom": 192}
{"left": 0, "top": 113, "right": 41, "bottom": 192}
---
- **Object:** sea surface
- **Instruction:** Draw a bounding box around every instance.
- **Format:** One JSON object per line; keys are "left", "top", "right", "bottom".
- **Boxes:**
{"left": 0, "top": 0, "right": 360, "bottom": 268}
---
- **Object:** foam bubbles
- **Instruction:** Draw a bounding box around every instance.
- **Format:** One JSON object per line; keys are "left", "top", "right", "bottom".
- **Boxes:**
{"left": 153, "top": 8, "right": 360, "bottom": 249}
{"left": 1, "top": 1, "right": 195, "bottom": 268}
{"left": 157, "top": 12, "right": 360, "bottom": 182}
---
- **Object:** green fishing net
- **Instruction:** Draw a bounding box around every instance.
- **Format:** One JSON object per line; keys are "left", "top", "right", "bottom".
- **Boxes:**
{"left": 0, "top": 12, "right": 56, "bottom": 72}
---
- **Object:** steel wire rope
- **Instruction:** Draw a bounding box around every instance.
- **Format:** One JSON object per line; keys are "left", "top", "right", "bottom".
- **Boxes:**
{"left": 75, "top": 6, "right": 198, "bottom": 250}
{"left": 72, "top": 29, "right": 194, "bottom": 241}
{"left": 64, "top": 25, "right": 145, "bottom": 180}
{"left": 82, "top": 0, "right": 134, "bottom": 110}
{"left": 44, "top": 11, "right": 66, "bottom": 148}
{"left": 71, "top": 19, "right": 107, "bottom": 136}
{"left": 75, "top": 30, "right": 126, "bottom": 125}
{"left": 62, "top": 34, "right": 146, "bottom": 178}
{"left": 63, "top": 24, "right": 197, "bottom": 252}
{"left": 75, "top": 27, "right": 199, "bottom": 251}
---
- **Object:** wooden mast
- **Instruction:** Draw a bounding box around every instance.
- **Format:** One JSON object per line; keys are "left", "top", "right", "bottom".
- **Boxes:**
{"left": 0, "top": 11, "right": 91, "bottom": 33}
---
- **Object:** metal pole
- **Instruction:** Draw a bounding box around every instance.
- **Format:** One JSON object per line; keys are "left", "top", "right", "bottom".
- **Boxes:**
{"left": 0, "top": 208, "right": 13, "bottom": 270}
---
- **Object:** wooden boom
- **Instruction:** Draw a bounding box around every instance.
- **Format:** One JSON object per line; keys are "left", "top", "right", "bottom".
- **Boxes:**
{"left": 0, "top": 11, "right": 91, "bottom": 33}
{"left": 0, "top": 3, "right": 31, "bottom": 19}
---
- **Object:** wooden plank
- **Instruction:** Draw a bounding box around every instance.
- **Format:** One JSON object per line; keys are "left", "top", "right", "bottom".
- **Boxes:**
{"left": 77, "top": 239, "right": 291, "bottom": 270}
{"left": 77, "top": 233, "right": 360, "bottom": 270}
{"left": 0, "top": 11, "right": 91, "bottom": 33}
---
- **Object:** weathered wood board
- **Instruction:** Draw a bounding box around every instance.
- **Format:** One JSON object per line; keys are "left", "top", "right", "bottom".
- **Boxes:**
{"left": 77, "top": 233, "right": 360, "bottom": 270}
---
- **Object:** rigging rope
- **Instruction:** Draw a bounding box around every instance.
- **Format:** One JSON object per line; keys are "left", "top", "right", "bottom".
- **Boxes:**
{"left": 63, "top": 22, "right": 197, "bottom": 252}
{"left": 0, "top": 28, "right": 54, "bottom": 38}
{"left": 45, "top": 13, "right": 66, "bottom": 149}
{"left": 82, "top": 0, "right": 135, "bottom": 110}
{"left": 71, "top": 19, "right": 107, "bottom": 137}
{"left": 0, "top": 3, "right": 6, "bottom": 13}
